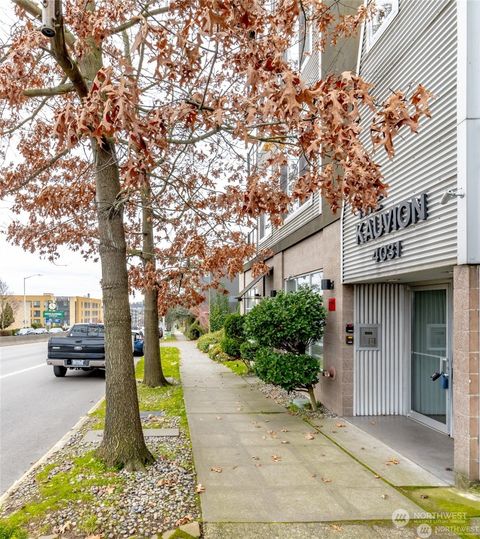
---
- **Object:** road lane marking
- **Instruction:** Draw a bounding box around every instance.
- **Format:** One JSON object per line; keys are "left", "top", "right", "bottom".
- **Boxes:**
{"left": 0, "top": 364, "right": 45, "bottom": 379}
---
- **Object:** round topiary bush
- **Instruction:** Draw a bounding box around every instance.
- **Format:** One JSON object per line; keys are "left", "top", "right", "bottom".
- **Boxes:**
{"left": 254, "top": 347, "right": 321, "bottom": 410}
{"left": 244, "top": 288, "right": 326, "bottom": 354}
{"left": 223, "top": 313, "right": 245, "bottom": 340}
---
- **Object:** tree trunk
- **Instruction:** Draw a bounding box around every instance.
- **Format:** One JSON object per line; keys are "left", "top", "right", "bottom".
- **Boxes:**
{"left": 94, "top": 139, "right": 154, "bottom": 470}
{"left": 142, "top": 180, "right": 168, "bottom": 387}
{"left": 307, "top": 385, "right": 318, "bottom": 412}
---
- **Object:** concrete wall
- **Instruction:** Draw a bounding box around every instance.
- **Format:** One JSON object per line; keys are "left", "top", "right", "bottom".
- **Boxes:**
{"left": 453, "top": 265, "right": 480, "bottom": 485}
{"left": 261, "top": 220, "right": 354, "bottom": 416}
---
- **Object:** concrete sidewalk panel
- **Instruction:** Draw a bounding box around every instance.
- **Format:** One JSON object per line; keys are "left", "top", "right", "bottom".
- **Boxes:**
{"left": 174, "top": 338, "right": 424, "bottom": 524}
{"left": 311, "top": 417, "right": 449, "bottom": 487}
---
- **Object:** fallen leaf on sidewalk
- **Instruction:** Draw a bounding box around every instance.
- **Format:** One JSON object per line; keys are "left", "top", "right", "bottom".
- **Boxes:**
{"left": 304, "top": 432, "right": 316, "bottom": 440}
{"left": 271, "top": 455, "right": 281, "bottom": 462}
{"left": 175, "top": 515, "right": 192, "bottom": 526}
{"left": 330, "top": 524, "right": 342, "bottom": 532}
{"left": 196, "top": 484, "right": 205, "bottom": 493}
{"left": 374, "top": 474, "right": 380, "bottom": 479}
{"left": 210, "top": 466, "right": 223, "bottom": 473}
{"left": 321, "top": 477, "right": 332, "bottom": 483}
{"left": 281, "top": 440, "right": 289, "bottom": 444}
{"left": 281, "top": 427, "right": 289, "bottom": 432}
{"left": 335, "top": 423, "right": 346, "bottom": 428}
{"left": 267, "top": 430, "right": 277, "bottom": 437}
{"left": 381, "top": 494, "right": 388, "bottom": 499}
{"left": 216, "top": 416, "right": 222, "bottom": 420}
{"left": 386, "top": 457, "right": 400, "bottom": 466}
{"left": 251, "top": 456, "right": 260, "bottom": 460}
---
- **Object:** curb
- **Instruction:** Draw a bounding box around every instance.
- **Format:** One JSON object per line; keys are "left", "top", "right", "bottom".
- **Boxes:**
{"left": 0, "top": 396, "right": 105, "bottom": 507}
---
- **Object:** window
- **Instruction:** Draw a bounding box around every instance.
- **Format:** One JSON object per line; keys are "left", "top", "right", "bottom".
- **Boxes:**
{"left": 285, "top": 270, "right": 324, "bottom": 368}
{"left": 365, "top": 0, "right": 399, "bottom": 51}
{"left": 33, "top": 310, "right": 41, "bottom": 317}
{"left": 259, "top": 213, "right": 272, "bottom": 240}
{"left": 69, "top": 325, "right": 105, "bottom": 338}
{"left": 244, "top": 287, "right": 261, "bottom": 313}
{"left": 284, "top": 154, "right": 309, "bottom": 217}
{"left": 33, "top": 301, "right": 40, "bottom": 307}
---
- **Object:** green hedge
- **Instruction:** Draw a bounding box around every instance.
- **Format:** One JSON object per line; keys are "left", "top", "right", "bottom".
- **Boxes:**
{"left": 197, "top": 329, "right": 224, "bottom": 352}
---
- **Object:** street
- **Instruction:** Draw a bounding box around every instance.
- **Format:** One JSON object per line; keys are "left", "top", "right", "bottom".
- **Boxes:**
{"left": 0, "top": 341, "right": 105, "bottom": 494}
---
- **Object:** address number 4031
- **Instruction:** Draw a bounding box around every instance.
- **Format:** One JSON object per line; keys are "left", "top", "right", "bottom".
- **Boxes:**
{"left": 372, "top": 241, "right": 403, "bottom": 263}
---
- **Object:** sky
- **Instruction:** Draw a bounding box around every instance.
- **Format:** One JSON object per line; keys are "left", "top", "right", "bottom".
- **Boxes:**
{"left": 0, "top": 6, "right": 103, "bottom": 299}
{"left": 0, "top": 234, "right": 103, "bottom": 298}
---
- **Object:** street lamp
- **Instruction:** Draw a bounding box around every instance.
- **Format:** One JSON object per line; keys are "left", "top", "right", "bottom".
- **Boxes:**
{"left": 23, "top": 274, "right": 42, "bottom": 327}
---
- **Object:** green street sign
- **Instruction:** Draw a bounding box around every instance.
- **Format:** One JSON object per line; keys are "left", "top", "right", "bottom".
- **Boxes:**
{"left": 43, "top": 311, "right": 64, "bottom": 318}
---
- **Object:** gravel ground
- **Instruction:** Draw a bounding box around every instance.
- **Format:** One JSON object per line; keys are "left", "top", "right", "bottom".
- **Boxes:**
{"left": 250, "top": 378, "right": 337, "bottom": 420}
{"left": 1, "top": 418, "right": 200, "bottom": 538}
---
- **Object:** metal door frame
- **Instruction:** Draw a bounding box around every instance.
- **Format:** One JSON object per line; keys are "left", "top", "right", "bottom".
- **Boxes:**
{"left": 407, "top": 283, "right": 453, "bottom": 435}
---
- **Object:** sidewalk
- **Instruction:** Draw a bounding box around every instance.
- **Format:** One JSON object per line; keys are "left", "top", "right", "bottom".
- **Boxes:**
{"left": 174, "top": 337, "right": 427, "bottom": 537}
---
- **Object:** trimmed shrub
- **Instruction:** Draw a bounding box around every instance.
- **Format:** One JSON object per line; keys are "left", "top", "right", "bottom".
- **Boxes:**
{"left": 244, "top": 288, "right": 326, "bottom": 354}
{"left": 254, "top": 348, "right": 321, "bottom": 409}
{"left": 208, "top": 343, "right": 231, "bottom": 362}
{"left": 221, "top": 336, "right": 241, "bottom": 358}
{"left": 186, "top": 320, "right": 204, "bottom": 340}
{"left": 240, "top": 340, "right": 259, "bottom": 362}
{"left": 0, "top": 329, "right": 15, "bottom": 336}
{"left": 197, "top": 329, "right": 224, "bottom": 353}
{"left": 223, "top": 313, "right": 245, "bottom": 340}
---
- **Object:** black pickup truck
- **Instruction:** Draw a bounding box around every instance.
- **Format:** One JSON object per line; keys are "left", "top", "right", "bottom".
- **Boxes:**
{"left": 47, "top": 323, "right": 105, "bottom": 377}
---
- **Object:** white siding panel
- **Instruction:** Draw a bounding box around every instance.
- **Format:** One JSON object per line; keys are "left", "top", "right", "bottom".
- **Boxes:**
{"left": 258, "top": 194, "right": 321, "bottom": 251}
{"left": 342, "top": 0, "right": 457, "bottom": 283}
{"left": 354, "top": 284, "right": 407, "bottom": 415}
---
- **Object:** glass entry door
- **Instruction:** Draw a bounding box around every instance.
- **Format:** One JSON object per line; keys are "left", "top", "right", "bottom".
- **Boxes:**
{"left": 411, "top": 288, "right": 450, "bottom": 433}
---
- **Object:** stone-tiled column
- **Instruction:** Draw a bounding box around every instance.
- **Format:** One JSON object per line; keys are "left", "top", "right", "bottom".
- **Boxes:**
{"left": 453, "top": 265, "right": 480, "bottom": 487}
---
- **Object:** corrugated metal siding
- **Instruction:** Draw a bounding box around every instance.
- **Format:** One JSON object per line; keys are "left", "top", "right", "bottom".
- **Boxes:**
{"left": 342, "top": 0, "right": 457, "bottom": 283}
{"left": 258, "top": 194, "right": 320, "bottom": 250}
{"left": 354, "top": 284, "right": 407, "bottom": 415}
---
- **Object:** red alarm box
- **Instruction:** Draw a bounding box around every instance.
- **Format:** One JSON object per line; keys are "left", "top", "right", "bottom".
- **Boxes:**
{"left": 328, "top": 298, "right": 336, "bottom": 311}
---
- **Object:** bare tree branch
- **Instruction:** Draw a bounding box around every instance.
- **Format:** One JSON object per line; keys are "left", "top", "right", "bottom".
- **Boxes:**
{"left": 23, "top": 82, "right": 74, "bottom": 96}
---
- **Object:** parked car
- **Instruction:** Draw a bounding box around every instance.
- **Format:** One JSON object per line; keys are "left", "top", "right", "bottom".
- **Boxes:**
{"left": 33, "top": 328, "right": 48, "bottom": 334}
{"left": 132, "top": 330, "right": 144, "bottom": 356}
{"left": 49, "top": 327, "right": 64, "bottom": 334}
{"left": 47, "top": 324, "right": 142, "bottom": 377}
{"left": 17, "top": 327, "right": 35, "bottom": 336}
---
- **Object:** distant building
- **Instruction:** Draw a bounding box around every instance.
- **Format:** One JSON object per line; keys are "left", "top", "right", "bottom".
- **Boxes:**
{"left": 5, "top": 293, "right": 103, "bottom": 329}
{"left": 130, "top": 301, "right": 144, "bottom": 329}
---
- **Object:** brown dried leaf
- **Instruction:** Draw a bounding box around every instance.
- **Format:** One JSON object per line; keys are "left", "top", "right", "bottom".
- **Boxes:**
{"left": 271, "top": 455, "right": 281, "bottom": 462}
{"left": 210, "top": 466, "right": 223, "bottom": 473}
{"left": 305, "top": 432, "right": 316, "bottom": 440}
{"left": 196, "top": 484, "right": 205, "bottom": 493}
